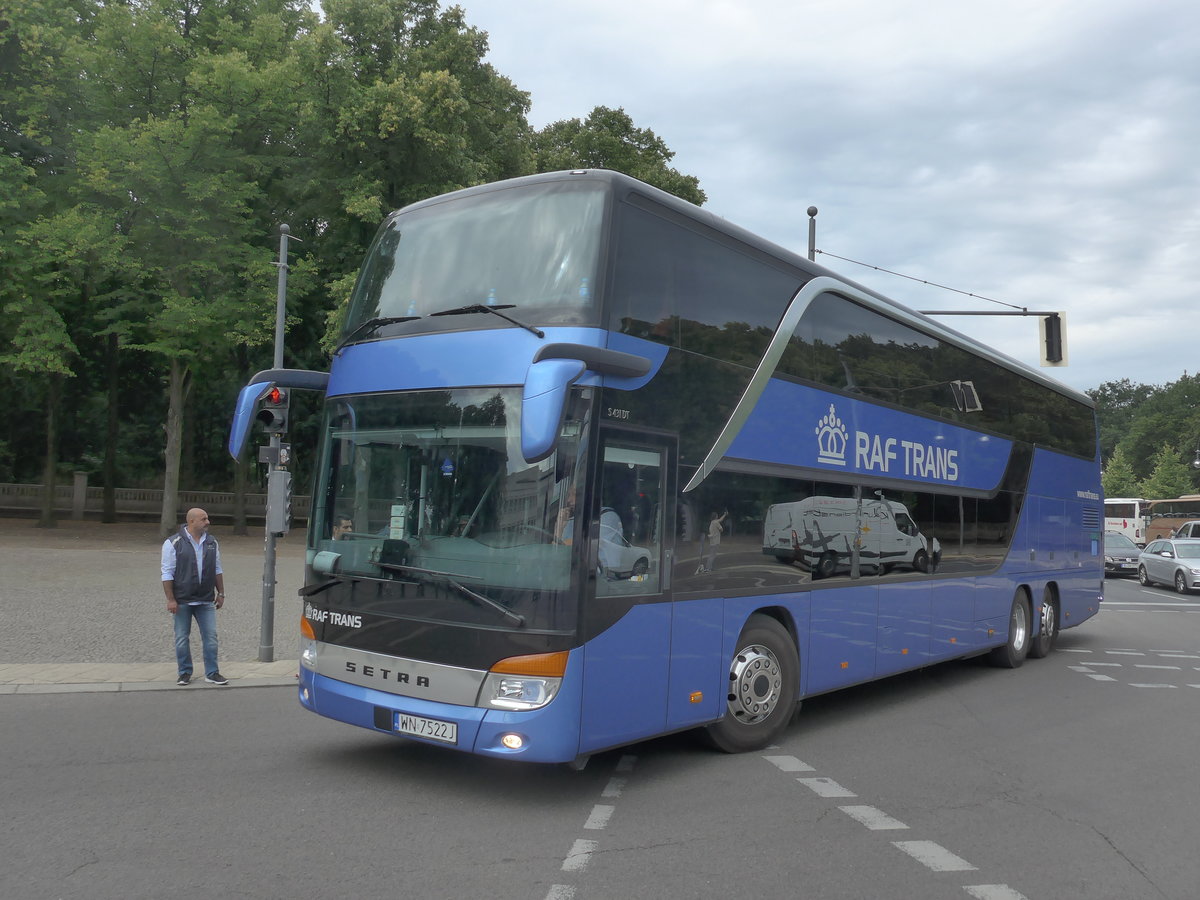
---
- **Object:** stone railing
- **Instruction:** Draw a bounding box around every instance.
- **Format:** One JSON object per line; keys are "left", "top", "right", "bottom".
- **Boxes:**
{"left": 0, "top": 479, "right": 311, "bottom": 524}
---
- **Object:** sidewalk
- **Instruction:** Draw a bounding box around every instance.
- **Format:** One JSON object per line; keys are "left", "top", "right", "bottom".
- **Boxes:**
{"left": 0, "top": 516, "right": 307, "bottom": 695}
{"left": 0, "top": 660, "right": 299, "bottom": 694}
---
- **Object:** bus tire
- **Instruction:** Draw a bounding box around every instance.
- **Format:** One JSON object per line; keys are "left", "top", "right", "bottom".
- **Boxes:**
{"left": 1028, "top": 589, "right": 1058, "bottom": 659}
{"left": 988, "top": 591, "right": 1032, "bottom": 669}
{"left": 703, "top": 614, "right": 799, "bottom": 753}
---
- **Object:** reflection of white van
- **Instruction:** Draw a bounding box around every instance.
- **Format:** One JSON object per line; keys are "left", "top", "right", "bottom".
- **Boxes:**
{"left": 763, "top": 496, "right": 932, "bottom": 578}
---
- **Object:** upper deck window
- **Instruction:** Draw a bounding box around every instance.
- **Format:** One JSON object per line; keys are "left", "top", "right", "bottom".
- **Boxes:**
{"left": 345, "top": 181, "right": 606, "bottom": 338}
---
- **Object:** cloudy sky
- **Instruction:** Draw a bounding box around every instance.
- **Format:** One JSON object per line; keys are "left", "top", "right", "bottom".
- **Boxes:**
{"left": 461, "top": 0, "right": 1198, "bottom": 394}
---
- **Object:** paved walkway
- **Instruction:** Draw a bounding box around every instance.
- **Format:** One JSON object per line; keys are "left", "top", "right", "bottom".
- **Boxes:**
{"left": 0, "top": 516, "right": 307, "bottom": 694}
{"left": 0, "top": 660, "right": 298, "bottom": 693}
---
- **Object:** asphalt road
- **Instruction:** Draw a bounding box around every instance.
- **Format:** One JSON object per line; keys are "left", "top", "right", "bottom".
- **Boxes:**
{"left": 4, "top": 570, "right": 1200, "bottom": 900}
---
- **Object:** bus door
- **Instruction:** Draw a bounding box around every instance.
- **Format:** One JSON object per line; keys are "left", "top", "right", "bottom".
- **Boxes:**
{"left": 579, "top": 430, "right": 674, "bottom": 753}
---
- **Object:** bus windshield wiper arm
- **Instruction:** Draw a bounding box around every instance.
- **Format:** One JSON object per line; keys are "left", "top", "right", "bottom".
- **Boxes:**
{"left": 334, "top": 315, "right": 419, "bottom": 355}
{"left": 376, "top": 561, "right": 526, "bottom": 627}
{"left": 298, "top": 571, "right": 393, "bottom": 596}
{"left": 429, "top": 304, "right": 544, "bottom": 338}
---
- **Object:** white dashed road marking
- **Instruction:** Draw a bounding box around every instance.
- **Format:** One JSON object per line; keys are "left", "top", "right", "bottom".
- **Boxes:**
{"left": 964, "top": 885, "right": 1031, "bottom": 900}
{"left": 839, "top": 805, "right": 909, "bottom": 830}
{"left": 583, "top": 805, "right": 614, "bottom": 830}
{"left": 764, "top": 754, "right": 815, "bottom": 772}
{"left": 561, "top": 839, "right": 597, "bottom": 872}
{"left": 796, "top": 776, "right": 857, "bottom": 798}
{"left": 892, "top": 840, "right": 978, "bottom": 872}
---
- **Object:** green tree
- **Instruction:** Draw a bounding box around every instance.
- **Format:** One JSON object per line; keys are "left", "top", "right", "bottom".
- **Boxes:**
{"left": 294, "top": 0, "right": 532, "bottom": 351}
{"left": 1088, "top": 378, "right": 1158, "bottom": 465}
{"left": 531, "top": 106, "right": 706, "bottom": 205}
{"left": 1101, "top": 445, "right": 1141, "bottom": 498}
{"left": 1139, "top": 443, "right": 1195, "bottom": 501}
{"left": 1110, "top": 374, "right": 1200, "bottom": 486}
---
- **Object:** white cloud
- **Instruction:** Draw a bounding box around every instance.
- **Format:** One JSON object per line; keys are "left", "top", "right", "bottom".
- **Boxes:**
{"left": 463, "top": 0, "right": 1200, "bottom": 392}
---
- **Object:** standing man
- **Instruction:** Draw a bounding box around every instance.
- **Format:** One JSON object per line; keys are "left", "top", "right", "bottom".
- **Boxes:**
{"left": 162, "top": 508, "right": 228, "bottom": 685}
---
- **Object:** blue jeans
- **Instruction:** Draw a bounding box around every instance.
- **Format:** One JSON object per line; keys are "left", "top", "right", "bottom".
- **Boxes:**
{"left": 173, "top": 602, "right": 219, "bottom": 677}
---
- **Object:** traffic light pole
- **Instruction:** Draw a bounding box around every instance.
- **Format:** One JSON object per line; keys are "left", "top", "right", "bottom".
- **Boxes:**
{"left": 258, "top": 224, "right": 292, "bottom": 663}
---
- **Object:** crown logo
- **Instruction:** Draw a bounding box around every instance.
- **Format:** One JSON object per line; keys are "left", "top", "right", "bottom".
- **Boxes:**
{"left": 815, "top": 404, "right": 848, "bottom": 466}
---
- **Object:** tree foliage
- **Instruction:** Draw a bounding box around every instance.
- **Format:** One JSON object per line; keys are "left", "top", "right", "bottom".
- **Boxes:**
{"left": 531, "top": 106, "right": 706, "bottom": 205}
{"left": 1100, "top": 446, "right": 1141, "bottom": 498}
{"left": 0, "top": 0, "right": 707, "bottom": 519}
{"left": 1090, "top": 374, "right": 1200, "bottom": 497}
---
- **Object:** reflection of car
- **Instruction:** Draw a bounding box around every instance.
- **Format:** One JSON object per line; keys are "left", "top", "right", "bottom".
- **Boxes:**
{"left": 1173, "top": 520, "right": 1200, "bottom": 539}
{"left": 597, "top": 524, "right": 650, "bottom": 579}
{"left": 1103, "top": 531, "right": 1141, "bottom": 577}
{"left": 1138, "top": 539, "right": 1200, "bottom": 593}
{"left": 559, "top": 516, "right": 651, "bottom": 580}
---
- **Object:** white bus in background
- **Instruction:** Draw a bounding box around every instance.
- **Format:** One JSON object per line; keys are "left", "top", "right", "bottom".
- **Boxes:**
{"left": 1103, "top": 497, "right": 1148, "bottom": 546}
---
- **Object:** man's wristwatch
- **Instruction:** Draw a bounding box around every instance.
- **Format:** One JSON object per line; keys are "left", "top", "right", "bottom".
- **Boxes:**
{"left": 217, "top": 593, "right": 226, "bottom": 598}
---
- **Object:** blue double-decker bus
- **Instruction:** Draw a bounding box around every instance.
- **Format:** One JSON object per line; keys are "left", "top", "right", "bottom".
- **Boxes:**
{"left": 230, "top": 169, "right": 1102, "bottom": 766}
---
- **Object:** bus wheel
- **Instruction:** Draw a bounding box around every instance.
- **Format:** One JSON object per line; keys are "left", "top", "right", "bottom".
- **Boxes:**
{"left": 912, "top": 548, "right": 929, "bottom": 572}
{"left": 988, "top": 591, "right": 1032, "bottom": 668}
{"left": 703, "top": 614, "right": 799, "bottom": 753}
{"left": 815, "top": 552, "right": 837, "bottom": 580}
{"left": 1028, "top": 590, "right": 1058, "bottom": 659}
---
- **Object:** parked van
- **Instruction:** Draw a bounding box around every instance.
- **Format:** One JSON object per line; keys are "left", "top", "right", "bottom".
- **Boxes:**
{"left": 762, "top": 495, "right": 935, "bottom": 578}
{"left": 1171, "top": 520, "right": 1200, "bottom": 539}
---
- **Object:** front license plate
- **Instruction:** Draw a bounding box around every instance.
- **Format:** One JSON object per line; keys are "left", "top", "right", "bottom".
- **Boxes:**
{"left": 395, "top": 712, "right": 458, "bottom": 744}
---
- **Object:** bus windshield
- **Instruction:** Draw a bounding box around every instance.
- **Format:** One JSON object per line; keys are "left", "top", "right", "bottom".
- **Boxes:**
{"left": 308, "top": 388, "right": 586, "bottom": 631}
{"left": 344, "top": 180, "right": 606, "bottom": 334}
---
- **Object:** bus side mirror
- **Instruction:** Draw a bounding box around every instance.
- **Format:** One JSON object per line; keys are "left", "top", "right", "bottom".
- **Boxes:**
{"left": 521, "top": 358, "right": 586, "bottom": 463}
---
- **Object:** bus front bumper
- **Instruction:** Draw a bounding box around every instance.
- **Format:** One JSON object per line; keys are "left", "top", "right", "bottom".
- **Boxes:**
{"left": 298, "top": 667, "right": 584, "bottom": 764}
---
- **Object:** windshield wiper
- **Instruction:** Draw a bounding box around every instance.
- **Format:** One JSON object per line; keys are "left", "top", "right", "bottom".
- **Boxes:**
{"left": 334, "top": 315, "right": 419, "bottom": 355}
{"left": 376, "top": 561, "right": 526, "bottom": 627}
{"left": 429, "top": 304, "right": 544, "bottom": 338}
{"left": 297, "top": 571, "right": 394, "bottom": 597}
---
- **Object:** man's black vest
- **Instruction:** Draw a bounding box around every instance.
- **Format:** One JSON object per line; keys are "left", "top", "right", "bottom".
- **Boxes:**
{"left": 168, "top": 528, "right": 219, "bottom": 604}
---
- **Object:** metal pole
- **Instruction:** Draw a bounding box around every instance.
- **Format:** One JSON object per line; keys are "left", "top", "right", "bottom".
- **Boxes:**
{"left": 807, "top": 206, "right": 818, "bottom": 261}
{"left": 259, "top": 224, "right": 290, "bottom": 663}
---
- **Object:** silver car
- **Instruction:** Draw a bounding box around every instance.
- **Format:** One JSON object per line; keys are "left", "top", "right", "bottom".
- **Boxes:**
{"left": 1137, "top": 539, "right": 1200, "bottom": 594}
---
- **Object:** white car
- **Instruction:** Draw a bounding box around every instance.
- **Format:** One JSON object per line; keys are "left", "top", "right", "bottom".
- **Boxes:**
{"left": 559, "top": 515, "right": 651, "bottom": 580}
{"left": 597, "top": 523, "right": 651, "bottom": 579}
{"left": 1138, "top": 539, "right": 1200, "bottom": 594}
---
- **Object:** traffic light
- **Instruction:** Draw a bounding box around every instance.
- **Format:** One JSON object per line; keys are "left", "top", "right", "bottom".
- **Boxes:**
{"left": 256, "top": 386, "right": 290, "bottom": 433}
{"left": 1040, "top": 312, "right": 1066, "bottom": 366}
{"left": 266, "top": 469, "right": 292, "bottom": 535}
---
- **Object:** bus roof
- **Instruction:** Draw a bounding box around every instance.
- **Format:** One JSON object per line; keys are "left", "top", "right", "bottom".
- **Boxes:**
{"left": 390, "top": 169, "right": 1094, "bottom": 410}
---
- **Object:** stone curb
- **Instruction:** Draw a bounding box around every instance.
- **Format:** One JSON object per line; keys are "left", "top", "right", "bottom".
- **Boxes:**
{"left": 0, "top": 661, "right": 299, "bottom": 694}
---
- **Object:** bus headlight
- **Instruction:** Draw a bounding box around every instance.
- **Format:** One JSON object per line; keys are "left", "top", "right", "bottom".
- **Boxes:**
{"left": 300, "top": 616, "right": 318, "bottom": 669}
{"left": 301, "top": 639, "right": 319, "bottom": 670}
{"left": 478, "top": 651, "right": 568, "bottom": 711}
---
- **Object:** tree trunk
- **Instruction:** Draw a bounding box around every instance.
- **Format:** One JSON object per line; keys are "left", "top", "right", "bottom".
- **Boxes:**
{"left": 103, "top": 332, "right": 119, "bottom": 523}
{"left": 37, "top": 375, "right": 62, "bottom": 529}
{"left": 159, "top": 358, "right": 191, "bottom": 538}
